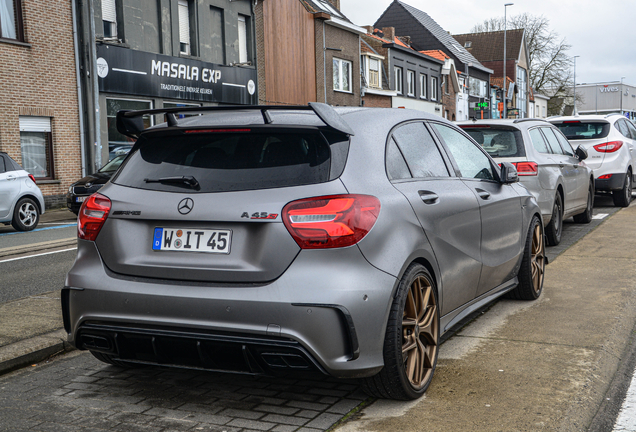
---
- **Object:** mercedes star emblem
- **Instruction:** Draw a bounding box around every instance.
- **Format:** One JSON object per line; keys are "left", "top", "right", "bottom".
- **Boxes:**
{"left": 178, "top": 198, "right": 194, "bottom": 215}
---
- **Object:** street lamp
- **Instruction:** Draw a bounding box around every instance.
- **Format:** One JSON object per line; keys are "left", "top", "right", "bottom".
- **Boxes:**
{"left": 503, "top": 3, "right": 513, "bottom": 119}
{"left": 573, "top": 55, "right": 579, "bottom": 115}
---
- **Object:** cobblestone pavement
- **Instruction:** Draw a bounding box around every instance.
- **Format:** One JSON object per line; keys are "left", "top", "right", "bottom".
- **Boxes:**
{"left": 0, "top": 195, "right": 625, "bottom": 432}
{"left": 0, "top": 351, "right": 368, "bottom": 432}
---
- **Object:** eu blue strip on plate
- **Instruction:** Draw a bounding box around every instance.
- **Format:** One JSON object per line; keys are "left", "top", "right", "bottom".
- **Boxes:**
{"left": 152, "top": 228, "right": 163, "bottom": 250}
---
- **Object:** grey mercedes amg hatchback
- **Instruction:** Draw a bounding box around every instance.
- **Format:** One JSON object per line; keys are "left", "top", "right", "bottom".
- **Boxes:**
{"left": 64, "top": 104, "right": 545, "bottom": 400}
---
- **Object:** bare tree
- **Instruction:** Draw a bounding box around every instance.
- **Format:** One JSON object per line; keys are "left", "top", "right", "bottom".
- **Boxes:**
{"left": 471, "top": 13, "right": 573, "bottom": 114}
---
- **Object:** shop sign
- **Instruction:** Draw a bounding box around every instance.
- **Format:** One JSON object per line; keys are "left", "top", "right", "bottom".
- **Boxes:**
{"left": 600, "top": 86, "right": 619, "bottom": 93}
{"left": 96, "top": 44, "right": 257, "bottom": 104}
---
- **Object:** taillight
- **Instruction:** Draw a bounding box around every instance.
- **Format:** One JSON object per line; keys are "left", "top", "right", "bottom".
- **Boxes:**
{"left": 598, "top": 174, "right": 613, "bottom": 179}
{"left": 594, "top": 141, "right": 623, "bottom": 153}
{"left": 78, "top": 193, "right": 111, "bottom": 241}
{"left": 28, "top": 174, "right": 36, "bottom": 184}
{"left": 513, "top": 162, "right": 538, "bottom": 176}
{"left": 282, "top": 195, "right": 381, "bottom": 249}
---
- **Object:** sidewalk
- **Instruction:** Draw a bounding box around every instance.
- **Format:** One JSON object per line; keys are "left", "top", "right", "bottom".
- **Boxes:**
{"left": 0, "top": 208, "right": 77, "bottom": 374}
{"left": 336, "top": 205, "right": 636, "bottom": 431}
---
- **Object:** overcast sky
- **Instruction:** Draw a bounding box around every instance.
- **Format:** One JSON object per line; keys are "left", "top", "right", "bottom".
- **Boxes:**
{"left": 340, "top": 0, "right": 635, "bottom": 86}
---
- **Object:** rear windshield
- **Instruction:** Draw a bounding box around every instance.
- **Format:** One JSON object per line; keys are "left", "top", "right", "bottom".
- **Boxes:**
{"left": 113, "top": 130, "right": 334, "bottom": 193}
{"left": 461, "top": 127, "right": 525, "bottom": 158}
{"left": 554, "top": 122, "right": 610, "bottom": 140}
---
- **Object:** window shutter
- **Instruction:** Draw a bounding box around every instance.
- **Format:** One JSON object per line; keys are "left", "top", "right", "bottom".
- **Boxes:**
{"left": 102, "top": 0, "right": 116, "bottom": 23}
{"left": 19, "top": 116, "right": 51, "bottom": 132}
{"left": 178, "top": 1, "right": 190, "bottom": 45}
{"left": 238, "top": 16, "right": 247, "bottom": 63}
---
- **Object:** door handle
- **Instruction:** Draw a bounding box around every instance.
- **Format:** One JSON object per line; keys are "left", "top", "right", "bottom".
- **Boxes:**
{"left": 475, "top": 188, "right": 491, "bottom": 200}
{"left": 559, "top": 163, "right": 565, "bottom": 168}
{"left": 418, "top": 190, "right": 439, "bottom": 204}
{"left": 6, "top": 174, "right": 16, "bottom": 181}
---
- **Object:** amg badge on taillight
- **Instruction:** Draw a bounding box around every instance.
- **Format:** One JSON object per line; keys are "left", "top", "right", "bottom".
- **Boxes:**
{"left": 78, "top": 193, "right": 112, "bottom": 241}
{"left": 282, "top": 195, "right": 381, "bottom": 249}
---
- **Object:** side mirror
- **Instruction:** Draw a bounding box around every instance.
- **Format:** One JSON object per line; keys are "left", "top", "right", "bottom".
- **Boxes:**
{"left": 575, "top": 146, "right": 588, "bottom": 160}
{"left": 500, "top": 161, "right": 518, "bottom": 184}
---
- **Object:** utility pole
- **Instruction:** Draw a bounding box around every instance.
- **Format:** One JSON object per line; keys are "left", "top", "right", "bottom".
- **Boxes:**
{"left": 503, "top": 3, "right": 513, "bottom": 119}
{"left": 573, "top": 55, "right": 579, "bottom": 115}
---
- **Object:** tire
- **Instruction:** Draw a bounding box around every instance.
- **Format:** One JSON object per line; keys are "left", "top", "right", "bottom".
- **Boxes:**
{"left": 90, "top": 351, "right": 144, "bottom": 368}
{"left": 362, "top": 264, "right": 439, "bottom": 400}
{"left": 573, "top": 182, "right": 594, "bottom": 224}
{"left": 545, "top": 192, "right": 563, "bottom": 246}
{"left": 612, "top": 170, "right": 632, "bottom": 207}
{"left": 11, "top": 197, "right": 40, "bottom": 231}
{"left": 508, "top": 216, "right": 545, "bottom": 300}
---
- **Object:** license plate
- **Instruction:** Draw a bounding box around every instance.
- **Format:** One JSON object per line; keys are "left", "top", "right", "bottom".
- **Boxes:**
{"left": 152, "top": 228, "right": 231, "bottom": 254}
{"left": 76, "top": 196, "right": 86, "bottom": 203}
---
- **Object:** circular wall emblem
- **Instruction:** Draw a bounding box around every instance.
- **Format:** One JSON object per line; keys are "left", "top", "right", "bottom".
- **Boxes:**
{"left": 96, "top": 57, "right": 109, "bottom": 79}
{"left": 247, "top": 80, "right": 256, "bottom": 95}
{"left": 178, "top": 198, "right": 194, "bottom": 215}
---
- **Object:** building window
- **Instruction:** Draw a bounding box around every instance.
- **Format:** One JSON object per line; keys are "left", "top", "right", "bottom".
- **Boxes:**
{"left": 394, "top": 66, "right": 403, "bottom": 94}
{"left": 0, "top": 0, "right": 23, "bottom": 40}
{"left": 407, "top": 70, "right": 415, "bottom": 97}
{"left": 102, "top": 0, "right": 117, "bottom": 39}
{"left": 516, "top": 66, "right": 528, "bottom": 118}
{"left": 368, "top": 57, "right": 380, "bottom": 88}
{"left": 238, "top": 15, "right": 248, "bottom": 63}
{"left": 178, "top": 0, "right": 190, "bottom": 55}
{"left": 444, "top": 76, "right": 450, "bottom": 94}
{"left": 333, "top": 58, "right": 352, "bottom": 92}
{"left": 19, "top": 117, "right": 54, "bottom": 180}
{"left": 469, "top": 77, "right": 488, "bottom": 98}
{"left": 420, "top": 73, "right": 427, "bottom": 99}
{"left": 464, "top": 41, "right": 472, "bottom": 48}
{"left": 431, "top": 76, "right": 438, "bottom": 101}
{"left": 106, "top": 99, "right": 153, "bottom": 161}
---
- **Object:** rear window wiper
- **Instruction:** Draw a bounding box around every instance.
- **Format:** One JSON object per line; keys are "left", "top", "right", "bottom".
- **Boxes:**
{"left": 144, "top": 176, "right": 200, "bottom": 190}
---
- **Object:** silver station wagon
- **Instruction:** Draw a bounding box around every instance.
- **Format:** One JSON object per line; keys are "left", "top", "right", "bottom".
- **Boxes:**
{"left": 64, "top": 104, "right": 546, "bottom": 400}
{"left": 459, "top": 119, "right": 594, "bottom": 246}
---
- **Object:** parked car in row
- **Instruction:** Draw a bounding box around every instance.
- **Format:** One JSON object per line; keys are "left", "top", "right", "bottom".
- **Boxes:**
{"left": 550, "top": 114, "right": 636, "bottom": 207}
{"left": 64, "top": 104, "right": 546, "bottom": 400}
{"left": 459, "top": 119, "right": 594, "bottom": 246}
{"left": 0, "top": 152, "right": 45, "bottom": 232}
{"left": 66, "top": 154, "right": 127, "bottom": 215}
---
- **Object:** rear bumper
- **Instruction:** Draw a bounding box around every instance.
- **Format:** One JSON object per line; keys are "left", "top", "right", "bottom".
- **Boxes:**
{"left": 595, "top": 172, "right": 626, "bottom": 191}
{"left": 64, "top": 240, "right": 397, "bottom": 379}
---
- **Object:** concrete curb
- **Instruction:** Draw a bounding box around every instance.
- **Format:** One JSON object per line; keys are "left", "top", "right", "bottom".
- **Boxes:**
{"left": 0, "top": 329, "right": 75, "bottom": 376}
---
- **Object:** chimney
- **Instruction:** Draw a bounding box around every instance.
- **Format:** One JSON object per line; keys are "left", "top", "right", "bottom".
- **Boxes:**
{"left": 363, "top": 25, "right": 374, "bottom": 34}
{"left": 398, "top": 35, "right": 411, "bottom": 47}
{"left": 327, "top": 0, "right": 340, "bottom": 10}
{"left": 382, "top": 27, "right": 396, "bottom": 41}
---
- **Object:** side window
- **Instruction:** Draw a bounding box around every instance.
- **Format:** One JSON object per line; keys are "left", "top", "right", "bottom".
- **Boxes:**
{"left": 431, "top": 123, "right": 494, "bottom": 180}
{"left": 553, "top": 128, "right": 574, "bottom": 156}
{"left": 625, "top": 120, "right": 636, "bottom": 140}
{"left": 386, "top": 138, "right": 411, "bottom": 180}
{"left": 616, "top": 120, "right": 630, "bottom": 138}
{"left": 541, "top": 127, "right": 564, "bottom": 155}
{"left": 0, "top": 156, "right": 6, "bottom": 174}
{"left": 391, "top": 122, "right": 449, "bottom": 178}
{"left": 529, "top": 128, "right": 550, "bottom": 153}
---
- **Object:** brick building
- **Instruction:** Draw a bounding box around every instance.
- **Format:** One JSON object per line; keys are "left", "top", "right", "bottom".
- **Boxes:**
{"left": 0, "top": 0, "right": 82, "bottom": 208}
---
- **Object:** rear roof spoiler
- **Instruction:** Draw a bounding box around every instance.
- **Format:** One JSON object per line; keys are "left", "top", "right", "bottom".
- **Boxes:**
{"left": 116, "top": 103, "right": 355, "bottom": 139}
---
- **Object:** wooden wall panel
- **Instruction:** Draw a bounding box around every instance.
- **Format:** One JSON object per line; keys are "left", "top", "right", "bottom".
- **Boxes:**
{"left": 263, "top": 0, "right": 316, "bottom": 105}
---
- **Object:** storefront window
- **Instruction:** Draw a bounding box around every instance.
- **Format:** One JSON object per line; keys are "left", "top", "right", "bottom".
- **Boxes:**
{"left": 106, "top": 99, "right": 152, "bottom": 161}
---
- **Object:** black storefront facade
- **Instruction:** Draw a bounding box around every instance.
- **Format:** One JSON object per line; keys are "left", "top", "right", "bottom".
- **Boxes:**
{"left": 96, "top": 44, "right": 257, "bottom": 164}
{"left": 74, "top": 0, "right": 257, "bottom": 173}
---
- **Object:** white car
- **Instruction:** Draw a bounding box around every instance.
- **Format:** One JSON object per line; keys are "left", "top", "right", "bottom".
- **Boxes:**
{"left": 0, "top": 152, "right": 45, "bottom": 231}
{"left": 551, "top": 115, "right": 636, "bottom": 207}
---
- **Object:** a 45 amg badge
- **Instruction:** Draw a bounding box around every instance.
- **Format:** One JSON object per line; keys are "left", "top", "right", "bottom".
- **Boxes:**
{"left": 241, "top": 212, "right": 279, "bottom": 220}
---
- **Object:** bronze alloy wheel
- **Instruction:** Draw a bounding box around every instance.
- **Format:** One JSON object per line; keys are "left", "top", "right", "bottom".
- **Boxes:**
{"left": 530, "top": 222, "right": 546, "bottom": 295}
{"left": 402, "top": 275, "right": 438, "bottom": 390}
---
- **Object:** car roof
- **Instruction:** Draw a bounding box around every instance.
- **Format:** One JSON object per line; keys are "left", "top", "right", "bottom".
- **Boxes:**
{"left": 549, "top": 114, "right": 619, "bottom": 123}
{"left": 456, "top": 118, "right": 553, "bottom": 130}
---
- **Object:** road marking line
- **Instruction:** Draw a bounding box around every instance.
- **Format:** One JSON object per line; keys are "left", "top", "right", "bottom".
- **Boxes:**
{"left": 0, "top": 224, "right": 76, "bottom": 236}
{"left": 592, "top": 213, "right": 609, "bottom": 220}
{"left": 0, "top": 247, "right": 77, "bottom": 263}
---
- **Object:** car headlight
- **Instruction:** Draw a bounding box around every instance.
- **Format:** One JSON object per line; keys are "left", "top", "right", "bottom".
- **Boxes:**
{"left": 68, "top": 185, "right": 74, "bottom": 194}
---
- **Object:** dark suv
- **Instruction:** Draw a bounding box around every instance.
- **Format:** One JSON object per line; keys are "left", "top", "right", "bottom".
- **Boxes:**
{"left": 64, "top": 104, "right": 545, "bottom": 400}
